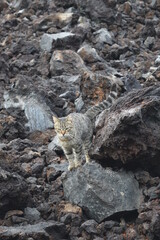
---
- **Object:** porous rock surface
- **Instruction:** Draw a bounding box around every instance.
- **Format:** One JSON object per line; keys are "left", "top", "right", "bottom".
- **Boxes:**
{"left": 0, "top": 167, "right": 30, "bottom": 218}
{"left": 0, "top": 221, "right": 68, "bottom": 240}
{"left": 0, "top": 0, "right": 160, "bottom": 239}
{"left": 62, "top": 162, "right": 143, "bottom": 222}
{"left": 93, "top": 85, "right": 160, "bottom": 174}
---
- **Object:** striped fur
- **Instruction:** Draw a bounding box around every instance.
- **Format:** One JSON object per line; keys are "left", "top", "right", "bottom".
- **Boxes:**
{"left": 53, "top": 83, "right": 118, "bottom": 170}
{"left": 85, "top": 83, "right": 117, "bottom": 120}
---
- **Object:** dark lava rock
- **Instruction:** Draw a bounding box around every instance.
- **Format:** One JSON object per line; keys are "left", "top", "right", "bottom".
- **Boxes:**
{"left": 4, "top": 94, "right": 54, "bottom": 132}
{"left": 0, "top": 1, "right": 160, "bottom": 240}
{"left": 75, "top": 0, "right": 116, "bottom": 23}
{"left": 0, "top": 56, "right": 10, "bottom": 80}
{"left": 60, "top": 213, "right": 82, "bottom": 227}
{"left": 3, "top": 210, "right": 25, "bottom": 226}
{"left": 0, "top": 167, "right": 30, "bottom": 218}
{"left": 80, "top": 71, "right": 121, "bottom": 107}
{"left": 137, "top": 199, "right": 160, "bottom": 240}
{"left": 80, "top": 219, "right": 98, "bottom": 234}
{"left": 33, "top": 13, "right": 73, "bottom": 32}
{"left": 49, "top": 49, "right": 87, "bottom": 76}
{"left": 3, "top": 74, "right": 68, "bottom": 130}
{"left": 121, "top": 74, "right": 142, "bottom": 92}
{"left": 141, "top": 20, "right": 157, "bottom": 39}
{"left": 54, "top": 0, "right": 76, "bottom": 8}
{"left": 40, "top": 32, "right": 82, "bottom": 52}
{"left": 62, "top": 162, "right": 142, "bottom": 223}
{"left": 0, "top": 221, "right": 68, "bottom": 240}
{"left": 24, "top": 207, "right": 41, "bottom": 222}
{"left": 0, "top": 108, "right": 28, "bottom": 140}
{"left": 10, "top": 0, "right": 30, "bottom": 10}
{"left": 93, "top": 85, "right": 160, "bottom": 175}
{"left": 0, "top": 0, "right": 8, "bottom": 12}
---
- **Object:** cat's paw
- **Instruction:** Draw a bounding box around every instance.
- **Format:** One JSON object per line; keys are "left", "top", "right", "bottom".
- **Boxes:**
{"left": 74, "top": 162, "right": 81, "bottom": 168}
{"left": 85, "top": 154, "right": 90, "bottom": 163}
{"left": 86, "top": 158, "right": 90, "bottom": 163}
{"left": 68, "top": 164, "right": 75, "bottom": 171}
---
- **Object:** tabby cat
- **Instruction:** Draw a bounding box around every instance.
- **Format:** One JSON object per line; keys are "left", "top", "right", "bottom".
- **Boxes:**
{"left": 53, "top": 84, "right": 118, "bottom": 170}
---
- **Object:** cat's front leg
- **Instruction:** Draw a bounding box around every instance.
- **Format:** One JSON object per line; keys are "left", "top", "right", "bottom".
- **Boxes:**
{"left": 63, "top": 148, "right": 75, "bottom": 171}
{"left": 83, "top": 139, "right": 92, "bottom": 163}
{"left": 73, "top": 145, "right": 82, "bottom": 168}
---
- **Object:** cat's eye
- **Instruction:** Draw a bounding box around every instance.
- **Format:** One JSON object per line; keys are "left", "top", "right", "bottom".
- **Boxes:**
{"left": 55, "top": 128, "right": 61, "bottom": 132}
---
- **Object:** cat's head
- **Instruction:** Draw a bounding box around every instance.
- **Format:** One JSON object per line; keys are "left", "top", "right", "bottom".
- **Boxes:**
{"left": 53, "top": 115, "right": 73, "bottom": 140}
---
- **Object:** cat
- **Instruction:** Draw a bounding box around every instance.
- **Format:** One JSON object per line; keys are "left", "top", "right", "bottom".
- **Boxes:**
{"left": 53, "top": 83, "right": 118, "bottom": 170}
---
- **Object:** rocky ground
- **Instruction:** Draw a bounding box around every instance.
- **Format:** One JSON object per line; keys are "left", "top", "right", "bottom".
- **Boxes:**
{"left": 0, "top": 0, "right": 160, "bottom": 239}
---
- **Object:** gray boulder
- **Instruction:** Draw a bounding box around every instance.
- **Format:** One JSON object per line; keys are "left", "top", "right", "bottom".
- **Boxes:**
{"left": 24, "top": 97, "right": 53, "bottom": 131}
{"left": 50, "top": 50, "right": 88, "bottom": 76}
{"left": 93, "top": 28, "right": 113, "bottom": 45}
{"left": 80, "top": 71, "right": 123, "bottom": 108}
{"left": 93, "top": 85, "right": 160, "bottom": 175}
{"left": 121, "top": 74, "right": 142, "bottom": 92}
{"left": 40, "top": 32, "right": 81, "bottom": 52}
{"left": 0, "top": 167, "right": 30, "bottom": 217}
{"left": 77, "top": 44, "right": 101, "bottom": 63}
{"left": 10, "top": 0, "right": 30, "bottom": 9}
{"left": 75, "top": 0, "right": 116, "bottom": 23}
{"left": 0, "top": 221, "right": 68, "bottom": 240}
{"left": 144, "top": 36, "right": 155, "bottom": 49}
{"left": 48, "top": 135, "right": 62, "bottom": 152}
{"left": 24, "top": 207, "right": 41, "bottom": 222}
{"left": 0, "top": 0, "right": 8, "bottom": 12}
{"left": 62, "top": 162, "right": 142, "bottom": 222}
{"left": 34, "top": 13, "right": 73, "bottom": 31}
{"left": 155, "top": 55, "right": 160, "bottom": 65}
{"left": 3, "top": 92, "right": 54, "bottom": 132}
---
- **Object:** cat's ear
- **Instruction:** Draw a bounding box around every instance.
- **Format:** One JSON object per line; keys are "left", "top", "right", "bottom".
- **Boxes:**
{"left": 67, "top": 115, "right": 72, "bottom": 122}
{"left": 52, "top": 116, "right": 59, "bottom": 123}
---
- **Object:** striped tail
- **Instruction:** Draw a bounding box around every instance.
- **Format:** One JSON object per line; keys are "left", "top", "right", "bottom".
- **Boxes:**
{"left": 85, "top": 83, "right": 118, "bottom": 120}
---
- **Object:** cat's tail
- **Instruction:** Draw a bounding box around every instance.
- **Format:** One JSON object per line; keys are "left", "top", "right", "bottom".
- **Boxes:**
{"left": 84, "top": 83, "right": 118, "bottom": 120}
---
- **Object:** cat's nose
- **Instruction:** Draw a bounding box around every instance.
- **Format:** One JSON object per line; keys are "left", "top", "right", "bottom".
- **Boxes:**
{"left": 61, "top": 130, "right": 66, "bottom": 135}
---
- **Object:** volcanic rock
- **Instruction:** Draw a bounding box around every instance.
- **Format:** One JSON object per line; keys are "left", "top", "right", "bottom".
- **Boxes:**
{"left": 75, "top": 0, "right": 116, "bottom": 23}
{"left": 48, "top": 135, "right": 62, "bottom": 152}
{"left": 40, "top": 32, "right": 81, "bottom": 52}
{"left": 24, "top": 207, "right": 41, "bottom": 222}
{"left": 77, "top": 44, "right": 101, "bottom": 63}
{"left": 54, "top": 0, "right": 76, "bottom": 8}
{"left": 0, "top": 1, "right": 8, "bottom": 13}
{"left": 80, "top": 219, "right": 98, "bottom": 234}
{"left": 74, "top": 95, "right": 84, "bottom": 112}
{"left": 80, "top": 71, "right": 122, "bottom": 107}
{"left": 0, "top": 167, "right": 30, "bottom": 218}
{"left": 121, "top": 74, "right": 142, "bottom": 92}
{"left": 74, "top": 16, "right": 92, "bottom": 38}
{"left": 10, "top": 0, "right": 30, "bottom": 10}
{"left": 49, "top": 50, "right": 88, "bottom": 76}
{"left": 62, "top": 162, "right": 142, "bottom": 222}
{"left": 0, "top": 1, "right": 160, "bottom": 239}
{"left": 0, "top": 107, "right": 28, "bottom": 140}
{"left": 144, "top": 36, "right": 155, "bottom": 50}
{"left": 155, "top": 55, "right": 160, "bottom": 65}
{"left": 93, "top": 85, "right": 160, "bottom": 175}
{"left": 0, "top": 221, "right": 68, "bottom": 240}
{"left": 3, "top": 92, "right": 54, "bottom": 132}
{"left": 93, "top": 28, "right": 113, "bottom": 46}
{"left": 33, "top": 13, "right": 73, "bottom": 31}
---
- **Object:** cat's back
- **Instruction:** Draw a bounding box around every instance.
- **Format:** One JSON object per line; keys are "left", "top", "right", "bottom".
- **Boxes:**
{"left": 69, "top": 112, "right": 91, "bottom": 125}
{"left": 69, "top": 112, "right": 92, "bottom": 136}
